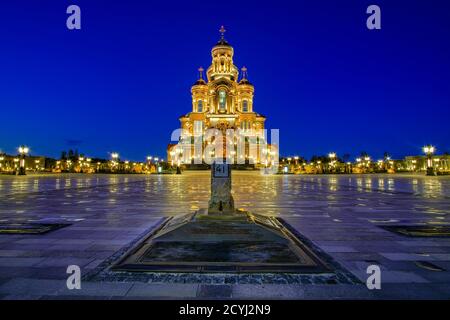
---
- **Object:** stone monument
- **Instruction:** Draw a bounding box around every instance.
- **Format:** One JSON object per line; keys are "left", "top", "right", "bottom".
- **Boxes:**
{"left": 113, "top": 162, "right": 326, "bottom": 273}
{"left": 208, "top": 163, "right": 234, "bottom": 213}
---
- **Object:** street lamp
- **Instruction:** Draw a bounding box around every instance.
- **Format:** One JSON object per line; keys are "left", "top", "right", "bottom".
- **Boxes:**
{"left": 328, "top": 152, "right": 336, "bottom": 173}
{"left": 0, "top": 156, "right": 4, "bottom": 171}
{"left": 111, "top": 152, "right": 119, "bottom": 172}
{"left": 346, "top": 161, "right": 352, "bottom": 174}
{"left": 377, "top": 159, "right": 383, "bottom": 171}
{"left": 14, "top": 158, "right": 19, "bottom": 172}
{"left": 18, "top": 146, "right": 29, "bottom": 155}
{"left": 146, "top": 156, "right": 153, "bottom": 172}
{"left": 78, "top": 157, "right": 84, "bottom": 173}
{"left": 364, "top": 156, "right": 371, "bottom": 170}
{"left": 86, "top": 158, "right": 92, "bottom": 171}
{"left": 316, "top": 160, "right": 322, "bottom": 173}
{"left": 17, "top": 145, "right": 29, "bottom": 175}
{"left": 423, "top": 145, "right": 436, "bottom": 176}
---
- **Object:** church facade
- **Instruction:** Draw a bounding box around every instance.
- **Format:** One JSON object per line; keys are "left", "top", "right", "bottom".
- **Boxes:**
{"left": 167, "top": 27, "right": 275, "bottom": 167}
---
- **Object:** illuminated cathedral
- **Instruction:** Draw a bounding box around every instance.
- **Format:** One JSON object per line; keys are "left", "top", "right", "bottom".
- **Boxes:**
{"left": 167, "top": 27, "right": 275, "bottom": 167}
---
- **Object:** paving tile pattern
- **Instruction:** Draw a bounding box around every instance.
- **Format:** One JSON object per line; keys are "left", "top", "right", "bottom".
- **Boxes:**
{"left": 0, "top": 173, "right": 449, "bottom": 299}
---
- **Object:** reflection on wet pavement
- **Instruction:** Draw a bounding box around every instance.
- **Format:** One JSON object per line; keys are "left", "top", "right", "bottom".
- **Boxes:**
{"left": 0, "top": 172, "right": 449, "bottom": 299}
{"left": 0, "top": 172, "right": 448, "bottom": 225}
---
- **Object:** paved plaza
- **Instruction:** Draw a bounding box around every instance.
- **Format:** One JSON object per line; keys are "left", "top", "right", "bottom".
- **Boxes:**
{"left": 0, "top": 172, "right": 449, "bottom": 299}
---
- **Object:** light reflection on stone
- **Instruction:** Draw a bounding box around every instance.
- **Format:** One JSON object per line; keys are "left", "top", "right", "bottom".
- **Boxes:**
{"left": 0, "top": 173, "right": 447, "bottom": 224}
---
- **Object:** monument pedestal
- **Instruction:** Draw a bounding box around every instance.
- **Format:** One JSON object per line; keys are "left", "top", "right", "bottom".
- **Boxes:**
{"left": 208, "top": 163, "right": 234, "bottom": 214}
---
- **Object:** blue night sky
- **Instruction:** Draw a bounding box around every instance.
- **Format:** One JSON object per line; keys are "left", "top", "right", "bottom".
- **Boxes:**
{"left": 0, "top": 0, "right": 449, "bottom": 161}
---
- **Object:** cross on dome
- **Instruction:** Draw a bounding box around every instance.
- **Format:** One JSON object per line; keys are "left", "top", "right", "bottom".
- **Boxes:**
{"left": 219, "top": 25, "right": 226, "bottom": 39}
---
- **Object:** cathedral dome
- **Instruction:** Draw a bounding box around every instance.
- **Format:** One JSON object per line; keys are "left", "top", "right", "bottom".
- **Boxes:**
{"left": 192, "top": 67, "right": 207, "bottom": 87}
{"left": 238, "top": 67, "right": 253, "bottom": 86}
{"left": 214, "top": 37, "right": 232, "bottom": 48}
{"left": 207, "top": 26, "right": 238, "bottom": 82}
{"left": 211, "top": 26, "right": 234, "bottom": 56}
{"left": 239, "top": 78, "right": 252, "bottom": 85}
{"left": 193, "top": 78, "right": 206, "bottom": 86}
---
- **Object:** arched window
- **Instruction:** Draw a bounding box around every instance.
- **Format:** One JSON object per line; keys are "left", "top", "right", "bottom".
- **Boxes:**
{"left": 197, "top": 100, "right": 203, "bottom": 112}
{"left": 242, "top": 100, "right": 248, "bottom": 112}
{"left": 219, "top": 90, "right": 226, "bottom": 111}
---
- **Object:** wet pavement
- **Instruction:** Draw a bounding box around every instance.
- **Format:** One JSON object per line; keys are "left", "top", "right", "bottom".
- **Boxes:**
{"left": 0, "top": 172, "right": 449, "bottom": 299}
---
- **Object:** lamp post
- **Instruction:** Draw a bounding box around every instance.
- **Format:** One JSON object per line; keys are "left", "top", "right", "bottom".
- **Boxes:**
{"left": 78, "top": 157, "right": 84, "bottom": 173}
{"left": 147, "top": 156, "right": 153, "bottom": 173}
{"left": 293, "top": 156, "right": 299, "bottom": 172}
{"left": 385, "top": 155, "right": 391, "bottom": 172}
{"left": 328, "top": 152, "right": 336, "bottom": 173}
{"left": 346, "top": 162, "right": 352, "bottom": 174}
{"left": 67, "top": 159, "right": 72, "bottom": 172}
{"left": 111, "top": 152, "right": 119, "bottom": 172}
{"left": 86, "top": 158, "right": 92, "bottom": 173}
{"left": 0, "top": 156, "right": 4, "bottom": 172}
{"left": 152, "top": 157, "right": 160, "bottom": 174}
{"left": 170, "top": 151, "right": 176, "bottom": 167}
{"left": 356, "top": 158, "right": 362, "bottom": 173}
{"left": 18, "top": 145, "right": 29, "bottom": 175}
{"left": 423, "top": 145, "right": 436, "bottom": 176}
{"left": 364, "top": 156, "right": 371, "bottom": 172}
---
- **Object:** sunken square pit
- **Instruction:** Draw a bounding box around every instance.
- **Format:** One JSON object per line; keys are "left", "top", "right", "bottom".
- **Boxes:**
{"left": 112, "top": 210, "right": 329, "bottom": 273}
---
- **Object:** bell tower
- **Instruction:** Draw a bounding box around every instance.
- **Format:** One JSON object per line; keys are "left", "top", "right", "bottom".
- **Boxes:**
{"left": 191, "top": 67, "right": 208, "bottom": 113}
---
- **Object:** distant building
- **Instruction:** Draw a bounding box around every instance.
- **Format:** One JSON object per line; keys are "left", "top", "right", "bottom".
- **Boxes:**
{"left": 0, "top": 154, "right": 50, "bottom": 173}
{"left": 405, "top": 155, "right": 449, "bottom": 173}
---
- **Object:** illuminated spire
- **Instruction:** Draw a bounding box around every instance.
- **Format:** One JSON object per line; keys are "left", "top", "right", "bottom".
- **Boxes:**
{"left": 194, "top": 66, "right": 206, "bottom": 85}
